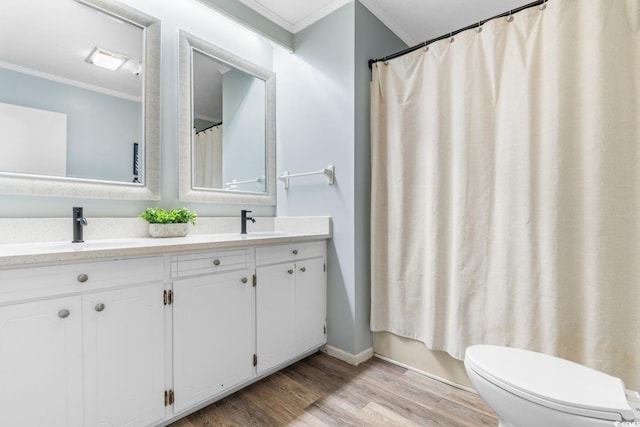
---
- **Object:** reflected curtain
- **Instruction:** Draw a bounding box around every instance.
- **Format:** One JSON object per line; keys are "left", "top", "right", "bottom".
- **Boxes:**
{"left": 370, "top": 0, "right": 640, "bottom": 389}
{"left": 194, "top": 125, "right": 222, "bottom": 188}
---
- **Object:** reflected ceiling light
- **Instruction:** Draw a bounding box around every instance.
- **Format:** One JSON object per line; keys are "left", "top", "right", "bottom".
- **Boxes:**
{"left": 86, "top": 47, "right": 128, "bottom": 71}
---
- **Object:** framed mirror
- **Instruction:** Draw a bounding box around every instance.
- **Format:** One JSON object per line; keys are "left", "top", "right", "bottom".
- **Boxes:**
{"left": 178, "top": 30, "right": 276, "bottom": 205}
{"left": 0, "top": 0, "right": 160, "bottom": 200}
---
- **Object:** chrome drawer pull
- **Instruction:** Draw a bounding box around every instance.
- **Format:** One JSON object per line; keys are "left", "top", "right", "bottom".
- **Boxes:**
{"left": 300, "top": 267, "right": 306, "bottom": 272}
{"left": 213, "top": 259, "right": 221, "bottom": 266}
{"left": 288, "top": 269, "right": 294, "bottom": 275}
{"left": 95, "top": 303, "right": 106, "bottom": 312}
{"left": 241, "top": 277, "right": 248, "bottom": 284}
{"left": 58, "top": 309, "right": 70, "bottom": 319}
{"left": 77, "top": 273, "right": 89, "bottom": 283}
{"left": 292, "top": 249, "right": 299, "bottom": 255}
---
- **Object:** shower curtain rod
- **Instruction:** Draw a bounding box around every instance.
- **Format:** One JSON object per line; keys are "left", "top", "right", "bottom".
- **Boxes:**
{"left": 368, "top": 0, "right": 547, "bottom": 68}
{"left": 195, "top": 122, "right": 223, "bottom": 134}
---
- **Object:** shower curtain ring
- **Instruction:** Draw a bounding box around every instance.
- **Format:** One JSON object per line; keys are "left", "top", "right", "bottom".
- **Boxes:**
{"left": 506, "top": 10, "right": 514, "bottom": 22}
{"left": 539, "top": 0, "right": 547, "bottom": 10}
{"left": 449, "top": 32, "right": 455, "bottom": 43}
{"left": 477, "top": 22, "right": 483, "bottom": 33}
{"left": 424, "top": 42, "right": 429, "bottom": 52}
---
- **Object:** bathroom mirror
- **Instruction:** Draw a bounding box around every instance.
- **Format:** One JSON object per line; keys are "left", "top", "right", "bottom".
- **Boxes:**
{"left": 178, "top": 30, "right": 276, "bottom": 204}
{"left": 0, "top": 0, "right": 160, "bottom": 200}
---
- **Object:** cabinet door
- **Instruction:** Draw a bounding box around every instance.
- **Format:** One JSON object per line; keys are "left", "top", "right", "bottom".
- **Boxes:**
{"left": 173, "top": 269, "right": 254, "bottom": 413}
{"left": 83, "top": 283, "right": 165, "bottom": 427}
{"left": 256, "top": 262, "right": 296, "bottom": 374}
{"left": 0, "top": 297, "right": 83, "bottom": 427}
{"left": 295, "top": 257, "right": 327, "bottom": 354}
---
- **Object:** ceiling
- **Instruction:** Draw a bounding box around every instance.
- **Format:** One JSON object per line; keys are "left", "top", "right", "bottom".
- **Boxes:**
{"left": 0, "top": 0, "right": 143, "bottom": 99}
{"left": 236, "top": 0, "right": 538, "bottom": 46}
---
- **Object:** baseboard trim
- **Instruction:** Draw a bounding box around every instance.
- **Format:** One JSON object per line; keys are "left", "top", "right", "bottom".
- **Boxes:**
{"left": 374, "top": 353, "right": 477, "bottom": 394}
{"left": 322, "top": 345, "right": 374, "bottom": 366}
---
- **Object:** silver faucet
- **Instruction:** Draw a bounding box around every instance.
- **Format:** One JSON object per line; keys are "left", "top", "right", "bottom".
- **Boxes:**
{"left": 72, "top": 207, "right": 88, "bottom": 243}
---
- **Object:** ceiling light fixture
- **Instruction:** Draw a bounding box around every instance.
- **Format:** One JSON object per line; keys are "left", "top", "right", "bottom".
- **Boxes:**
{"left": 86, "top": 47, "right": 129, "bottom": 71}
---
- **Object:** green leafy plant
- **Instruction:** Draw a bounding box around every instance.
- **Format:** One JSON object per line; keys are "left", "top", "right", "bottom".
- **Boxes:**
{"left": 138, "top": 207, "right": 197, "bottom": 225}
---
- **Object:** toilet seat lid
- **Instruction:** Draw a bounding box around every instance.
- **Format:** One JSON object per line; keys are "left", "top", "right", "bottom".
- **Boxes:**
{"left": 465, "top": 345, "right": 635, "bottom": 421}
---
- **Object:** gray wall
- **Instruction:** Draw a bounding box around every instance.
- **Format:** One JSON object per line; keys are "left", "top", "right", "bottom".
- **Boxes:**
{"left": 275, "top": 2, "right": 405, "bottom": 355}
{"left": 275, "top": 4, "right": 356, "bottom": 353}
{"left": 354, "top": 2, "right": 406, "bottom": 353}
{"left": 0, "top": 68, "right": 141, "bottom": 183}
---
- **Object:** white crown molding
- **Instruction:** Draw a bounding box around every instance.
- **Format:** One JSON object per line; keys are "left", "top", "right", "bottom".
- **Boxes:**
{"left": 237, "top": 0, "right": 353, "bottom": 35}
{"left": 359, "top": 0, "right": 417, "bottom": 46}
{"left": 292, "top": 0, "right": 353, "bottom": 33}
{"left": 236, "top": 0, "right": 297, "bottom": 32}
{"left": 0, "top": 61, "right": 141, "bottom": 102}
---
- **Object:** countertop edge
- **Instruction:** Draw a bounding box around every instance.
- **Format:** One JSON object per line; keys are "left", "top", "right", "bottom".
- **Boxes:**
{"left": 0, "top": 232, "right": 332, "bottom": 267}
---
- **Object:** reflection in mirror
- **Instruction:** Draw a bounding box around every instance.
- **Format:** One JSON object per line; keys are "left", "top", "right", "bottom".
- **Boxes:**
{"left": 179, "top": 30, "right": 275, "bottom": 205}
{"left": 0, "top": 0, "right": 160, "bottom": 200}
{"left": 192, "top": 51, "right": 266, "bottom": 193}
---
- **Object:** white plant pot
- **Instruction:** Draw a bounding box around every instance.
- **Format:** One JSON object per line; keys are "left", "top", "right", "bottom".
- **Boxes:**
{"left": 148, "top": 223, "right": 190, "bottom": 238}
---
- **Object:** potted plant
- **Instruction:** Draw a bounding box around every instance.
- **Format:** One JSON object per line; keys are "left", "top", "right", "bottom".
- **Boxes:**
{"left": 138, "top": 207, "right": 197, "bottom": 238}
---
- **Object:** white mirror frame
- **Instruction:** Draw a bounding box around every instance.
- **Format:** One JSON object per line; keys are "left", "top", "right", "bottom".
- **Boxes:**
{"left": 0, "top": 0, "right": 161, "bottom": 200}
{"left": 178, "top": 29, "right": 276, "bottom": 205}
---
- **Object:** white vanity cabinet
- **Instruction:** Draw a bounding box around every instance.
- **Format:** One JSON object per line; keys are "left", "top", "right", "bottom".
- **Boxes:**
{"left": 82, "top": 283, "right": 165, "bottom": 427}
{"left": 0, "top": 231, "right": 330, "bottom": 426}
{"left": 171, "top": 249, "right": 255, "bottom": 413}
{"left": 294, "top": 256, "right": 327, "bottom": 353}
{"left": 0, "top": 296, "right": 83, "bottom": 427}
{"left": 255, "top": 241, "right": 327, "bottom": 374}
{"left": 254, "top": 261, "right": 296, "bottom": 374}
{"left": 0, "top": 257, "right": 165, "bottom": 427}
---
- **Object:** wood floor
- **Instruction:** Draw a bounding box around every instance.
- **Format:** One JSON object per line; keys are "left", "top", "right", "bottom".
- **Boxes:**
{"left": 169, "top": 351, "right": 498, "bottom": 426}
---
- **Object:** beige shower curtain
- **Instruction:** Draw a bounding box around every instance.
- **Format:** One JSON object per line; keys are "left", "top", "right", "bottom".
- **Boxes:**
{"left": 370, "top": 0, "right": 640, "bottom": 389}
{"left": 193, "top": 125, "right": 222, "bottom": 188}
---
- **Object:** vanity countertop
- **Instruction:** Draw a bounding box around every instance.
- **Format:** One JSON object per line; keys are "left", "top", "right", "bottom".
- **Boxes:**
{"left": 0, "top": 231, "right": 331, "bottom": 267}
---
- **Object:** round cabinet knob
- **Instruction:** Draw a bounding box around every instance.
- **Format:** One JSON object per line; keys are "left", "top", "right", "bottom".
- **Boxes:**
{"left": 300, "top": 267, "right": 306, "bottom": 272}
{"left": 241, "top": 277, "right": 248, "bottom": 284}
{"left": 58, "top": 309, "right": 70, "bottom": 319}
{"left": 213, "top": 259, "right": 221, "bottom": 266}
{"left": 95, "top": 303, "right": 106, "bottom": 312}
{"left": 292, "top": 249, "right": 299, "bottom": 255}
{"left": 288, "top": 269, "right": 294, "bottom": 275}
{"left": 77, "top": 273, "right": 89, "bottom": 283}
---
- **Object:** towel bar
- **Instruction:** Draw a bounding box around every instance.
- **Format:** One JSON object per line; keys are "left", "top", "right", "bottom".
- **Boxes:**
{"left": 278, "top": 165, "right": 335, "bottom": 189}
{"left": 225, "top": 177, "right": 263, "bottom": 190}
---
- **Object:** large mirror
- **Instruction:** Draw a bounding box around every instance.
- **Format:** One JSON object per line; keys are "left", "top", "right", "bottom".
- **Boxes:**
{"left": 178, "top": 30, "right": 276, "bottom": 204}
{"left": 0, "top": 0, "right": 160, "bottom": 200}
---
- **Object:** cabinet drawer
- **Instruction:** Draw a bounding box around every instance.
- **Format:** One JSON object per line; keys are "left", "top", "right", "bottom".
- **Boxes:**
{"left": 0, "top": 257, "right": 164, "bottom": 305}
{"left": 171, "top": 249, "right": 250, "bottom": 278}
{"left": 256, "top": 241, "right": 325, "bottom": 266}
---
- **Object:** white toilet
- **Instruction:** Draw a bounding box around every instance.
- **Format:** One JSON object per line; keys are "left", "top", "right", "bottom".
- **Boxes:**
{"left": 464, "top": 345, "right": 640, "bottom": 427}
